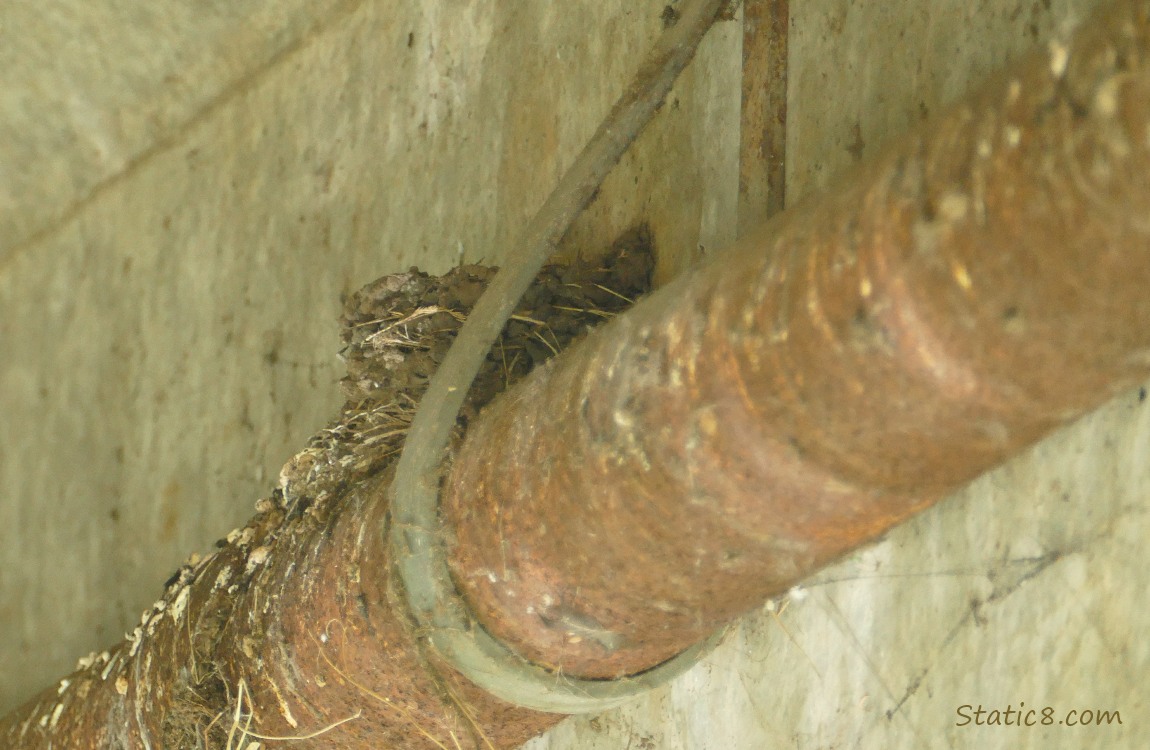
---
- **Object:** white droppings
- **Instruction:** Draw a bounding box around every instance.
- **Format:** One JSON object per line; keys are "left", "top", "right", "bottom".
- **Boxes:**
{"left": 214, "top": 567, "right": 233, "bottom": 591}
{"left": 75, "top": 652, "right": 98, "bottom": 671}
{"left": 115, "top": 675, "right": 129, "bottom": 696}
{"left": 938, "top": 193, "right": 969, "bottom": 222}
{"left": 270, "top": 681, "right": 299, "bottom": 728}
{"left": 48, "top": 702, "right": 64, "bottom": 729}
{"left": 952, "top": 262, "right": 973, "bottom": 291}
{"left": 169, "top": 586, "right": 190, "bottom": 623}
{"left": 226, "top": 527, "right": 242, "bottom": 544}
{"left": 859, "top": 277, "right": 872, "bottom": 299}
{"left": 1094, "top": 75, "right": 1120, "bottom": 117}
{"left": 128, "top": 627, "right": 144, "bottom": 657}
{"left": 1049, "top": 40, "right": 1069, "bottom": 78}
{"left": 245, "top": 546, "right": 271, "bottom": 574}
{"left": 56, "top": 679, "right": 71, "bottom": 695}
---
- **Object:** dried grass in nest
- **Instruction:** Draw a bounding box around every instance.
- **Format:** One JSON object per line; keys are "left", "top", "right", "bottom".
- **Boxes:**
{"left": 156, "top": 228, "right": 653, "bottom": 748}
{"left": 279, "top": 226, "right": 654, "bottom": 522}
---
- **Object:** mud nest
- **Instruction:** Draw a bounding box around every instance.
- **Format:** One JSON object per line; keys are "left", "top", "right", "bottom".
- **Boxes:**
{"left": 275, "top": 226, "right": 655, "bottom": 521}
{"left": 157, "top": 227, "right": 654, "bottom": 748}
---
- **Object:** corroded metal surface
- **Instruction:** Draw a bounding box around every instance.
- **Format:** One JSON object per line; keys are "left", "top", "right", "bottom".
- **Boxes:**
{"left": 0, "top": 469, "right": 561, "bottom": 749}
{"left": 0, "top": 247, "right": 660, "bottom": 748}
{"left": 444, "top": 0, "right": 1150, "bottom": 679}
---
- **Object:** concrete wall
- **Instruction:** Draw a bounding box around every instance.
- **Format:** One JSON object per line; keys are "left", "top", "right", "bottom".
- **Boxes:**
{"left": 1, "top": 0, "right": 1145, "bottom": 748}
{"left": 0, "top": 0, "right": 740, "bottom": 718}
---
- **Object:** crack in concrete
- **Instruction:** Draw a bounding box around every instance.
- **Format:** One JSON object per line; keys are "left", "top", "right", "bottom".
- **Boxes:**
{"left": 0, "top": 0, "right": 369, "bottom": 275}
{"left": 881, "top": 547, "right": 1070, "bottom": 727}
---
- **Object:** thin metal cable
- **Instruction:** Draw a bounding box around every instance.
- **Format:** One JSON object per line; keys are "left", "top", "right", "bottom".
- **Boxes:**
{"left": 388, "top": 0, "right": 733, "bottom": 713}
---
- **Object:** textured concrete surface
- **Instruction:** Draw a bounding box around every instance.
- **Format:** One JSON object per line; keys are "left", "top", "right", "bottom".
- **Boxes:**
{"left": 1, "top": 0, "right": 1146, "bottom": 748}
{"left": 0, "top": 0, "right": 351, "bottom": 264}
{"left": 0, "top": 0, "right": 739, "bottom": 719}
{"left": 785, "top": 0, "right": 1103, "bottom": 202}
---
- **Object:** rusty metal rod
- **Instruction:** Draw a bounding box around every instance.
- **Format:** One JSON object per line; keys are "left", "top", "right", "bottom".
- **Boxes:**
{"left": 5, "top": 1, "right": 1150, "bottom": 746}
{"left": 443, "top": 0, "right": 1150, "bottom": 680}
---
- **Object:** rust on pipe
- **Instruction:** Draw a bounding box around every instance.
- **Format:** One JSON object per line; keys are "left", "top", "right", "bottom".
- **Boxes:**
{"left": 5, "top": 2, "right": 1150, "bottom": 746}
{"left": 444, "top": 0, "right": 1150, "bottom": 680}
{"left": 0, "top": 466, "right": 563, "bottom": 749}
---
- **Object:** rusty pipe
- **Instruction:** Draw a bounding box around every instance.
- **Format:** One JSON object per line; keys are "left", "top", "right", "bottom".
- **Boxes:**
{"left": 443, "top": 0, "right": 1150, "bottom": 680}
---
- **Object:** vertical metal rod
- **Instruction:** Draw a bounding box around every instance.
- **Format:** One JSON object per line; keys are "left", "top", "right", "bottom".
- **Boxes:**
{"left": 443, "top": 0, "right": 1150, "bottom": 679}
{"left": 739, "top": 0, "right": 790, "bottom": 232}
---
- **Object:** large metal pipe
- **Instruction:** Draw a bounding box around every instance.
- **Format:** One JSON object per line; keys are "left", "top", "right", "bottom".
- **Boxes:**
{"left": 443, "top": 0, "right": 1150, "bottom": 680}
{"left": 5, "top": 2, "right": 1150, "bottom": 747}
